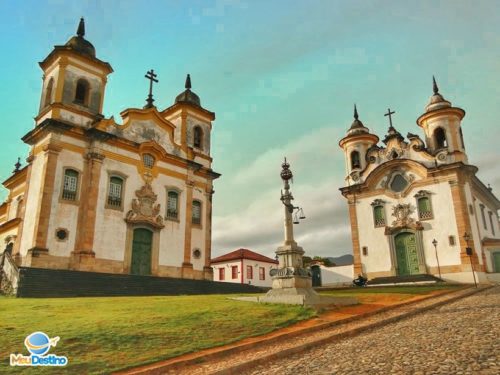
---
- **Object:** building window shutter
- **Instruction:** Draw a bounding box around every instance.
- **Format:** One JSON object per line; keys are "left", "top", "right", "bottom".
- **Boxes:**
{"left": 167, "top": 191, "right": 179, "bottom": 219}
{"left": 373, "top": 206, "right": 385, "bottom": 227}
{"left": 192, "top": 200, "right": 202, "bottom": 225}
{"left": 62, "top": 169, "right": 79, "bottom": 201}
{"left": 107, "top": 176, "right": 123, "bottom": 207}
{"left": 418, "top": 197, "right": 433, "bottom": 219}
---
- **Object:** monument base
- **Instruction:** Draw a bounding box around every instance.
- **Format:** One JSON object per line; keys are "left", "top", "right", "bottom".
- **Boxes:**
{"left": 257, "top": 276, "right": 358, "bottom": 307}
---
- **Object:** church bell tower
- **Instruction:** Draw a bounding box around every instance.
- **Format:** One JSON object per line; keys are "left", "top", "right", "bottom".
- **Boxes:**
{"left": 339, "top": 105, "right": 379, "bottom": 185}
{"left": 37, "top": 18, "right": 113, "bottom": 128}
{"left": 416, "top": 77, "right": 467, "bottom": 164}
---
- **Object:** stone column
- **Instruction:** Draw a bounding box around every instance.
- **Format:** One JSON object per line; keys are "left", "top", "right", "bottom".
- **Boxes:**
{"left": 12, "top": 154, "right": 34, "bottom": 260}
{"left": 203, "top": 183, "right": 214, "bottom": 280}
{"left": 449, "top": 179, "right": 478, "bottom": 270}
{"left": 72, "top": 150, "right": 104, "bottom": 270}
{"left": 181, "top": 176, "right": 194, "bottom": 278}
{"left": 28, "top": 142, "right": 61, "bottom": 258}
{"left": 348, "top": 198, "right": 363, "bottom": 276}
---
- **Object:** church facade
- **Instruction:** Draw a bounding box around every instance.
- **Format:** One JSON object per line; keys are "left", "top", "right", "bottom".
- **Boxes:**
{"left": 339, "top": 79, "right": 500, "bottom": 283}
{"left": 0, "top": 19, "right": 219, "bottom": 280}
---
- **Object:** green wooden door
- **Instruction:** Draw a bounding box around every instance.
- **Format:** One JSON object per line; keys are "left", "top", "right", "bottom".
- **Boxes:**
{"left": 311, "top": 265, "right": 322, "bottom": 287}
{"left": 395, "top": 233, "right": 420, "bottom": 276}
{"left": 493, "top": 252, "right": 500, "bottom": 273}
{"left": 131, "top": 228, "right": 153, "bottom": 275}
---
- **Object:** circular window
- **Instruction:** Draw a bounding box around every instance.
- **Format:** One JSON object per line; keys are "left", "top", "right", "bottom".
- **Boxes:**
{"left": 56, "top": 229, "right": 68, "bottom": 241}
{"left": 192, "top": 249, "right": 201, "bottom": 259}
{"left": 390, "top": 174, "right": 408, "bottom": 192}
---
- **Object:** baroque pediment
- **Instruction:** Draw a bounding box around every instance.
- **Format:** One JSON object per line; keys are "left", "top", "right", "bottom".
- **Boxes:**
{"left": 384, "top": 203, "right": 423, "bottom": 234}
{"left": 125, "top": 183, "right": 164, "bottom": 229}
{"left": 98, "top": 108, "right": 182, "bottom": 157}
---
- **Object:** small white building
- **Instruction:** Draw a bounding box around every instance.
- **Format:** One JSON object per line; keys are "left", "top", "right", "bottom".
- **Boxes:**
{"left": 311, "top": 263, "right": 354, "bottom": 287}
{"left": 211, "top": 248, "right": 278, "bottom": 287}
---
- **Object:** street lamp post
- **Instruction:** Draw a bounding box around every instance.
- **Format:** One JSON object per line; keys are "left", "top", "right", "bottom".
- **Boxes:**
{"left": 432, "top": 239, "right": 442, "bottom": 280}
{"left": 463, "top": 232, "right": 477, "bottom": 288}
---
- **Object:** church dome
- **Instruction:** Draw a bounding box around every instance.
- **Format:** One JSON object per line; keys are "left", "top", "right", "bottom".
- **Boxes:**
{"left": 425, "top": 76, "right": 451, "bottom": 112}
{"left": 64, "top": 18, "right": 96, "bottom": 58}
{"left": 346, "top": 105, "right": 370, "bottom": 136}
{"left": 175, "top": 74, "right": 201, "bottom": 107}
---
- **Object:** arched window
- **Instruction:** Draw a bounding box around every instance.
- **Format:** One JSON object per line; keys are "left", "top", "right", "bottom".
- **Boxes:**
{"left": 193, "top": 126, "right": 203, "bottom": 149}
{"left": 350, "top": 150, "right": 361, "bottom": 169}
{"left": 62, "top": 169, "right": 79, "bottom": 201}
{"left": 192, "top": 200, "right": 202, "bottom": 225}
{"left": 373, "top": 206, "right": 386, "bottom": 227}
{"left": 142, "top": 153, "right": 155, "bottom": 169}
{"left": 167, "top": 191, "right": 179, "bottom": 219}
{"left": 417, "top": 197, "right": 433, "bottom": 220}
{"left": 434, "top": 127, "right": 447, "bottom": 149}
{"left": 74, "top": 79, "right": 90, "bottom": 105}
{"left": 16, "top": 196, "right": 23, "bottom": 218}
{"left": 107, "top": 176, "right": 124, "bottom": 208}
{"left": 44, "top": 78, "right": 54, "bottom": 107}
{"left": 459, "top": 128, "right": 465, "bottom": 149}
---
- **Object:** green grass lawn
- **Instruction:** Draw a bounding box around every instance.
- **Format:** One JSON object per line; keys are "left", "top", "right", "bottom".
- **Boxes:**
{"left": 0, "top": 285, "right": 461, "bottom": 374}
{"left": 0, "top": 295, "right": 314, "bottom": 374}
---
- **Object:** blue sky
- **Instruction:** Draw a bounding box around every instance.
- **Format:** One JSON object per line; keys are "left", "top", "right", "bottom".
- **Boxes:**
{"left": 0, "top": 0, "right": 499, "bottom": 258}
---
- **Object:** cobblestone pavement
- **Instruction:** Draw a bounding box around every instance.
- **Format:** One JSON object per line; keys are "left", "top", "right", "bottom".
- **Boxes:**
{"left": 245, "top": 286, "right": 499, "bottom": 375}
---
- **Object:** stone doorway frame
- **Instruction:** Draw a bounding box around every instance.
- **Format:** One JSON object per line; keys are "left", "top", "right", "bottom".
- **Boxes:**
{"left": 123, "top": 224, "right": 160, "bottom": 276}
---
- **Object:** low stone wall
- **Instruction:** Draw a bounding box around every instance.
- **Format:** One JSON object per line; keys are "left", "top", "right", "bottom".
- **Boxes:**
{"left": 15, "top": 266, "right": 265, "bottom": 298}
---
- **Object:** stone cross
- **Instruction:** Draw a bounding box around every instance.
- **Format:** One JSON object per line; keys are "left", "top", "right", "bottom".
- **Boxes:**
{"left": 144, "top": 69, "right": 159, "bottom": 109}
{"left": 384, "top": 108, "right": 396, "bottom": 128}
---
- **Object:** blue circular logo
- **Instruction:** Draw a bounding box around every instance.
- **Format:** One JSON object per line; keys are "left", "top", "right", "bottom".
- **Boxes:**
{"left": 25, "top": 332, "right": 51, "bottom": 356}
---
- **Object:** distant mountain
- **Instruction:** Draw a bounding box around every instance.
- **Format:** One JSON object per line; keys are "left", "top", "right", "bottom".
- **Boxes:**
{"left": 325, "top": 254, "right": 354, "bottom": 266}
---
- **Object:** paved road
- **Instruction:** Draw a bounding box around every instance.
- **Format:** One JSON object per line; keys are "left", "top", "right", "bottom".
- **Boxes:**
{"left": 246, "top": 286, "right": 500, "bottom": 375}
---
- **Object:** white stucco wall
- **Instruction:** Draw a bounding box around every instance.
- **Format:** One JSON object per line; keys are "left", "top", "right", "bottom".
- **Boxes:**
{"left": 19, "top": 152, "right": 45, "bottom": 255}
{"left": 212, "top": 260, "right": 242, "bottom": 283}
{"left": 320, "top": 264, "right": 354, "bottom": 286}
{"left": 211, "top": 259, "right": 277, "bottom": 287}
{"left": 357, "top": 181, "right": 462, "bottom": 275}
{"left": 46, "top": 149, "right": 84, "bottom": 257}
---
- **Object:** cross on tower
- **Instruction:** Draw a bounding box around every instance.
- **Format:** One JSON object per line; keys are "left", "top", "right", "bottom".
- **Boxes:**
{"left": 384, "top": 108, "right": 396, "bottom": 128}
{"left": 144, "top": 69, "right": 159, "bottom": 109}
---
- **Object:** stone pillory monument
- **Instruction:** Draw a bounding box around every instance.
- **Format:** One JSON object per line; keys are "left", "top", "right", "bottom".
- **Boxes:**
{"left": 259, "top": 159, "right": 356, "bottom": 307}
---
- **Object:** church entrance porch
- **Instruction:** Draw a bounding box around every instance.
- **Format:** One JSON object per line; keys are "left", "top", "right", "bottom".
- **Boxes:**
{"left": 395, "top": 232, "right": 420, "bottom": 276}
{"left": 130, "top": 228, "right": 153, "bottom": 275}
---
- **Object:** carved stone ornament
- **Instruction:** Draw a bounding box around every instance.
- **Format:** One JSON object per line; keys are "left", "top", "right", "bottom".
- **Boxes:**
{"left": 391, "top": 204, "right": 414, "bottom": 227}
{"left": 125, "top": 183, "right": 164, "bottom": 228}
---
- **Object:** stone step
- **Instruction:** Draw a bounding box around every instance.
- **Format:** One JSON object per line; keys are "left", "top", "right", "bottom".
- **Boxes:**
{"left": 367, "top": 274, "right": 442, "bottom": 286}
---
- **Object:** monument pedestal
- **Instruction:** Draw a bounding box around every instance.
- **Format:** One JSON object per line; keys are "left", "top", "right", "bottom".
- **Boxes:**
{"left": 259, "top": 275, "right": 357, "bottom": 307}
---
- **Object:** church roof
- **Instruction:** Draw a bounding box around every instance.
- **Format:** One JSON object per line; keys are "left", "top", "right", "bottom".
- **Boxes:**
{"left": 345, "top": 105, "right": 371, "bottom": 136}
{"left": 64, "top": 18, "right": 96, "bottom": 58}
{"left": 424, "top": 76, "right": 452, "bottom": 112}
{"left": 175, "top": 74, "right": 201, "bottom": 107}
{"left": 39, "top": 18, "right": 113, "bottom": 74}
{"left": 210, "top": 248, "right": 278, "bottom": 264}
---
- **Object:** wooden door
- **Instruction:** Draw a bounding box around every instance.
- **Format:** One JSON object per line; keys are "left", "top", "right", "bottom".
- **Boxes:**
{"left": 395, "top": 233, "right": 420, "bottom": 276}
{"left": 131, "top": 228, "right": 152, "bottom": 275}
{"left": 493, "top": 252, "right": 500, "bottom": 273}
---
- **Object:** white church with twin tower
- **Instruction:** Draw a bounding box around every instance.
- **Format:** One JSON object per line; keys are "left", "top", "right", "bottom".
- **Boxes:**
{"left": 0, "top": 19, "right": 219, "bottom": 280}
{"left": 339, "top": 78, "right": 500, "bottom": 284}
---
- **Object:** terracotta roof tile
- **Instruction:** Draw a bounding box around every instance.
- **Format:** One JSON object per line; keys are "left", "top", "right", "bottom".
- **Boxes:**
{"left": 210, "top": 248, "right": 278, "bottom": 264}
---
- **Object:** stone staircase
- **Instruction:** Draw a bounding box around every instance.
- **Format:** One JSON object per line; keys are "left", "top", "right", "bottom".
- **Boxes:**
{"left": 367, "top": 274, "right": 443, "bottom": 286}
{"left": 4, "top": 266, "right": 264, "bottom": 298}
